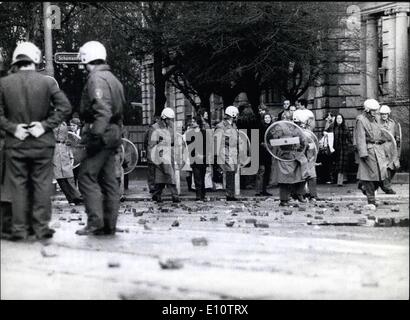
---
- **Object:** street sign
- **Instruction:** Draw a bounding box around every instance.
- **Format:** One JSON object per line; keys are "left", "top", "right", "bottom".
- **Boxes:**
{"left": 54, "top": 52, "right": 81, "bottom": 64}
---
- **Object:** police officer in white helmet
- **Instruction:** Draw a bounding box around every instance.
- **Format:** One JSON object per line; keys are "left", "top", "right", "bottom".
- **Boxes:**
{"left": 354, "top": 99, "right": 389, "bottom": 207}
{"left": 379, "top": 105, "right": 400, "bottom": 194}
{"left": 76, "top": 41, "right": 126, "bottom": 235}
{"left": 0, "top": 42, "right": 72, "bottom": 240}
{"left": 214, "top": 105, "right": 240, "bottom": 201}
{"left": 146, "top": 107, "right": 180, "bottom": 203}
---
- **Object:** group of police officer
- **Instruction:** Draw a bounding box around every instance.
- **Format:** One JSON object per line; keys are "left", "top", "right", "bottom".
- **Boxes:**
{"left": 0, "top": 39, "right": 402, "bottom": 242}
{"left": 0, "top": 40, "right": 124, "bottom": 240}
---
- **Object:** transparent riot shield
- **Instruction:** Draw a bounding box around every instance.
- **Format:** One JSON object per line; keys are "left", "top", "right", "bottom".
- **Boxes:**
{"left": 67, "top": 131, "right": 85, "bottom": 169}
{"left": 120, "top": 138, "right": 139, "bottom": 175}
{"left": 264, "top": 120, "right": 307, "bottom": 162}
{"left": 238, "top": 130, "right": 251, "bottom": 168}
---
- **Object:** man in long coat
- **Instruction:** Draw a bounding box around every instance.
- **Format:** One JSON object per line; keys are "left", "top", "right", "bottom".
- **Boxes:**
{"left": 147, "top": 107, "right": 180, "bottom": 203}
{"left": 379, "top": 105, "right": 400, "bottom": 194}
{"left": 354, "top": 99, "right": 389, "bottom": 205}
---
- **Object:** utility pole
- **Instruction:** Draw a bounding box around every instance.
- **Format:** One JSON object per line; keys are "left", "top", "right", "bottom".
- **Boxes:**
{"left": 43, "top": 2, "right": 54, "bottom": 77}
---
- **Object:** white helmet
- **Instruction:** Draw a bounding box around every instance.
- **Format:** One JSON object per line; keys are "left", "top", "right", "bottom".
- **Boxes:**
{"left": 12, "top": 42, "right": 41, "bottom": 65}
{"left": 161, "top": 107, "right": 175, "bottom": 119}
{"left": 225, "top": 105, "right": 239, "bottom": 118}
{"left": 292, "top": 109, "right": 309, "bottom": 124}
{"left": 79, "top": 41, "right": 107, "bottom": 64}
{"left": 363, "top": 99, "right": 380, "bottom": 111}
{"left": 379, "top": 105, "right": 391, "bottom": 114}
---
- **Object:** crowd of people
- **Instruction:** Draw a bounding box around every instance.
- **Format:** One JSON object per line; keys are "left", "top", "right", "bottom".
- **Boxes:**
{"left": 0, "top": 40, "right": 401, "bottom": 242}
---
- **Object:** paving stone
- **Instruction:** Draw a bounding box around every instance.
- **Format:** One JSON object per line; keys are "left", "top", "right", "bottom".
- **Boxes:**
{"left": 364, "top": 204, "right": 376, "bottom": 211}
{"left": 245, "top": 218, "right": 257, "bottom": 224}
{"left": 210, "top": 216, "right": 218, "bottom": 222}
{"left": 107, "top": 261, "right": 121, "bottom": 268}
{"left": 225, "top": 221, "right": 235, "bottom": 227}
{"left": 171, "top": 220, "right": 180, "bottom": 227}
{"left": 283, "top": 210, "right": 293, "bottom": 216}
{"left": 138, "top": 219, "right": 148, "bottom": 225}
{"left": 40, "top": 246, "right": 58, "bottom": 258}
{"left": 314, "top": 216, "right": 324, "bottom": 220}
{"left": 306, "top": 214, "right": 313, "bottom": 218}
{"left": 200, "top": 216, "right": 207, "bottom": 222}
{"left": 391, "top": 206, "right": 400, "bottom": 212}
{"left": 191, "top": 237, "right": 208, "bottom": 246}
{"left": 159, "top": 258, "right": 184, "bottom": 270}
{"left": 316, "top": 209, "right": 326, "bottom": 215}
{"left": 254, "top": 222, "right": 269, "bottom": 228}
{"left": 375, "top": 217, "right": 394, "bottom": 227}
{"left": 333, "top": 207, "right": 340, "bottom": 212}
{"left": 298, "top": 207, "right": 306, "bottom": 212}
{"left": 353, "top": 209, "right": 362, "bottom": 215}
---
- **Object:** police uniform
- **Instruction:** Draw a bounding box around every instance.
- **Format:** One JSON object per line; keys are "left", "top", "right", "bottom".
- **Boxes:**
{"left": 147, "top": 118, "right": 179, "bottom": 202}
{"left": 77, "top": 64, "right": 124, "bottom": 235}
{"left": 380, "top": 117, "right": 400, "bottom": 193}
{"left": 354, "top": 111, "right": 389, "bottom": 205}
{"left": 214, "top": 119, "right": 239, "bottom": 198}
{"left": 0, "top": 69, "right": 72, "bottom": 239}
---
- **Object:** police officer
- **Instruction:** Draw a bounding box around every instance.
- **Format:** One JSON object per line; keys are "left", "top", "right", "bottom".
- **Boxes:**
{"left": 379, "top": 105, "right": 400, "bottom": 194}
{"left": 214, "top": 106, "right": 240, "bottom": 201}
{"left": 147, "top": 107, "right": 180, "bottom": 203}
{"left": 354, "top": 99, "right": 389, "bottom": 206}
{"left": 293, "top": 109, "right": 319, "bottom": 201}
{"left": 75, "top": 41, "right": 125, "bottom": 236}
{"left": 0, "top": 42, "right": 72, "bottom": 240}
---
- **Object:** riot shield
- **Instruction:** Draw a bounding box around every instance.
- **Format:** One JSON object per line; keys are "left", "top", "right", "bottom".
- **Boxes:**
{"left": 238, "top": 130, "right": 251, "bottom": 168}
{"left": 120, "top": 138, "right": 139, "bottom": 175}
{"left": 264, "top": 120, "right": 307, "bottom": 162}
{"left": 67, "top": 131, "right": 85, "bottom": 169}
{"left": 303, "top": 129, "right": 319, "bottom": 163}
{"left": 174, "top": 132, "right": 188, "bottom": 170}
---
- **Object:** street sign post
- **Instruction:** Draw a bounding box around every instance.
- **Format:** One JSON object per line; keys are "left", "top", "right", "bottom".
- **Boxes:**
{"left": 54, "top": 52, "right": 81, "bottom": 64}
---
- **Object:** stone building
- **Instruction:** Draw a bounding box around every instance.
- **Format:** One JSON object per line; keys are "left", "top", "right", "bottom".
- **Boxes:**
{"left": 140, "top": 2, "right": 409, "bottom": 152}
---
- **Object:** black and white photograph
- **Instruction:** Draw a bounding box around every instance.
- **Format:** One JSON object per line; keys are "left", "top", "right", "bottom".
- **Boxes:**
{"left": 0, "top": 1, "right": 409, "bottom": 304}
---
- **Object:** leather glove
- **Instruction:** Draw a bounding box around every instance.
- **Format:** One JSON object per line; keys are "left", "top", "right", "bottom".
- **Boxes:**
{"left": 14, "top": 124, "right": 30, "bottom": 141}
{"left": 28, "top": 121, "right": 45, "bottom": 138}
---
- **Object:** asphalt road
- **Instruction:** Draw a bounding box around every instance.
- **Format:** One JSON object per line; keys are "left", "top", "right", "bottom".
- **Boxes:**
{"left": 1, "top": 184, "right": 408, "bottom": 300}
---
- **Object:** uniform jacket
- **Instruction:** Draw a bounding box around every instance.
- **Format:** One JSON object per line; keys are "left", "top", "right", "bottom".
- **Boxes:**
{"left": 354, "top": 112, "right": 389, "bottom": 181}
{"left": 214, "top": 119, "right": 239, "bottom": 172}
{"left": 380, "top": 117, "right": 400, "bottom": 170}
{"left": 147, "top": 119, "right": 176, "bottom": 184}
{"left": 79, "top": 64, "right": 125, "bottom": 150}
{"left": 0, "top": 70, "right": 72, "bottom": 149}
{"left": 52, "top": 122, "right": 74, "bottom": 179}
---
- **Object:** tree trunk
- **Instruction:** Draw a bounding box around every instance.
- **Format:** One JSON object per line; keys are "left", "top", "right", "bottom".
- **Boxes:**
{"left": 153, "top": 49, "right": 167, "bottom": 117}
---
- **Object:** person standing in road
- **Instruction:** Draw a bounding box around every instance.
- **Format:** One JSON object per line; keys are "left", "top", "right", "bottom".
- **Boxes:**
{"left": 214, "top": 106, "right": 240, "bottom": 201}
{"left": 332, "top": 114, "right": 353, "bottom": 186}
{"left": 75, "top": 41, "right": 125, "bottom": 236}
{"left": 379, "top": 105, "right": 400, "bottom": 194}
{"left": 147, "top": 107, "right": 180, "bottom": 203}
{"left": 354, "top": 99, "right": 389, "bottom": 206}
{"left": 53, "top": 121, "right": 83, "bottom": 205}
{"left": 0, "top": 42, "right": 72, "bottom": 241}
{"left": 255, "top": 113, "right": 273, "bottom": 196}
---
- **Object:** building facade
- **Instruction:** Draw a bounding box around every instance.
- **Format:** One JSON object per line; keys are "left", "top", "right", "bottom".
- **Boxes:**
{"left": 140, "top": 2, "right": 409, "bottom": 133}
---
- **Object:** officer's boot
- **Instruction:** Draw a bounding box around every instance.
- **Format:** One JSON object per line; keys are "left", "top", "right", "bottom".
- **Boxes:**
{"left": 100, "top": 200, "right": 119, "bottom": 235}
